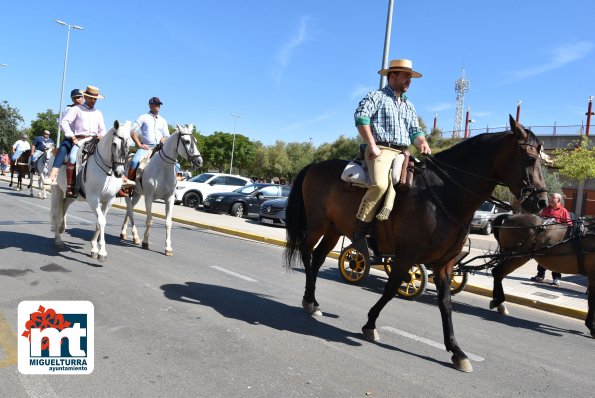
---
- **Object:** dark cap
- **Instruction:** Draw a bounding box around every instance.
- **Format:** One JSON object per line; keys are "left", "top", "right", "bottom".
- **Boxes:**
{"left": 149, "top": 97, "right": 163, "bottom": 105}
{"left": 70, "top": 89, "right": 82, "bottom": 98}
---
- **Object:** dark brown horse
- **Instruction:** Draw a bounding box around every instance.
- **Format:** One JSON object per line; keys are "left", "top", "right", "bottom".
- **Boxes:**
{"left": 284, "top": 116, "right": 548, "bottom": 372}
{"left": 491, "top": 213, "right": 595, "bottom": 337}
{"left": 9, "top": 150, "right": 31, "bottom": 191}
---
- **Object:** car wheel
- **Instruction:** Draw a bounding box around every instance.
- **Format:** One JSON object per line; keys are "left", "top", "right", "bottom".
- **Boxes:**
{"left": 483, "top": 221, "right": 492, "bottom": 235}
{"left": 183, "top": 192, "right": 201, "bottom": 208}
{"left": 230, "top": 203, "right": 244, "bottom": 218}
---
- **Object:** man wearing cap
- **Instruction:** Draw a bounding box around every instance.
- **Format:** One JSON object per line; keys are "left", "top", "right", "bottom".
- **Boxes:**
{"left": 47, "top": 85, "right": 109, "bottom": 198}
{"left": 46, "top": 88, "right": 84, "bottom": 185}
{"left": 350, "top": 58, "right": 431, "bottom": 258}
{"left": 121, "top": 96, "right": 169, "bottom": 196}
{"left": 29, "top": 129, "right": 55, "bottom": 166}
{"left": 11, "top": 133, "right": 31, "bottom": 162}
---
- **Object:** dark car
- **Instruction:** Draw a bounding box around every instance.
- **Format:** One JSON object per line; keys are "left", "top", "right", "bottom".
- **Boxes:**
{"left": 259, "top": 197, "right": 288, "bottom": 226}
{"left": 202, "top": 183, "right": 291, "bottom": 218}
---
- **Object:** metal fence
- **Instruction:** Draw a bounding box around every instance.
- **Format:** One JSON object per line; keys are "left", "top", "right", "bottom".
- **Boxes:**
{"left": 441, "top": 124, "right": 588, "bottom": 138}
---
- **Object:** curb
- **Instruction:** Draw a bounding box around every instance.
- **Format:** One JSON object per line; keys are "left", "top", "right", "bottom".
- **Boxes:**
{"left": 112, "top": 203, "right": 588, "bottom": 322}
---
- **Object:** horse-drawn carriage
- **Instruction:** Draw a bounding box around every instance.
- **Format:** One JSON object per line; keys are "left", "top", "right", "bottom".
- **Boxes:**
{"left": 337, "top": 236, "right": 471, "bottom": 299}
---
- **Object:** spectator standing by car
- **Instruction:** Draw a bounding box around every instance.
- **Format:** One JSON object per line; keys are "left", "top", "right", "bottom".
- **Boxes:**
{"left": 531, "top": 193, "right": 572, "bottom": 286}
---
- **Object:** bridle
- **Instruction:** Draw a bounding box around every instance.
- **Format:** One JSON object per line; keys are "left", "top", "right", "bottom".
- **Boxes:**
{"left": 157, "top": 131, "right": 201, "bottom": 164}
{"left": 93, "top": 132, "right": 128, "bottom": 176}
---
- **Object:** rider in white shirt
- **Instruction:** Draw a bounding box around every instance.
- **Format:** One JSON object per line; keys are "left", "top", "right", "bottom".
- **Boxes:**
{"left": 11, "top": 134, "right": 31, "bottom": 162}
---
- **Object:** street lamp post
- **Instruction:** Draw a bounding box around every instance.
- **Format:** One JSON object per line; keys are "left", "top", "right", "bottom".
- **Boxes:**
{"left": 229, "top": 113, "right": 240, "bottom": 174}
{"left": 54, "top": 19, "right": 84, "bottom": 145}
{"left": 379, "top": 0, "right": 395, "bottom": 89}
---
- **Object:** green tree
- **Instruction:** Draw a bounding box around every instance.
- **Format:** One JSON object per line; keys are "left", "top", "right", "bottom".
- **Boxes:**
{"left": 286, "top": 141, "right": 315, "bottom": 181}
{"left": 0, "top": 100, "right": 24, "bottom": 152}
{"left": 30, "top": 109, "right": 59, "bottom": 143}
{"left": 552, "top": 136, "right": 595, "bottom": 215}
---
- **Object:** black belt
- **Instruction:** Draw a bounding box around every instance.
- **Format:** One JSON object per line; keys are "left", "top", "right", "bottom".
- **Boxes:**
{"left": 376, "top": 142, "right": 407, "bottom": 150}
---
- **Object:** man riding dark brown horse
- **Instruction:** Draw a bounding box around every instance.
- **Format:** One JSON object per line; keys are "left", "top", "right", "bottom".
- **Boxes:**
{"left": 285, "top": 116, "right": 548, "bottom": 372}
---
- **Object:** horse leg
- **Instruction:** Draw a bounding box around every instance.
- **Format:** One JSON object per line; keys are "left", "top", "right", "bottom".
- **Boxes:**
{"left": 302, "top": 228, "right": 341, "bottom": 316}
{"left": 490, "top": 257, "right": 529, "bottom": 316}
{"left": 51, "top": 186, "right": 65, "bottom": 248}
{"left": 142, "top": 201, "right": 153, "bottom": 250}
{"left": 164, "top": 196, "right": 175, "bottom": 256}
{"left": 120, "top": 196, "right": 131, "bottom": 240}
{"left": 93, "top": 202, "right": 110, "bottom": 262}
{"left": 362, "top": 264, "right": 410, "bottom": 341}
{"left": 433, "top": 262, "right": 472, "bottom": 372}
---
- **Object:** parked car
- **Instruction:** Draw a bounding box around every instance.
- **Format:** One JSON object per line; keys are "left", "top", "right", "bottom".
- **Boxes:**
{"left": 174, "top": 173, "right": 252, "bottom": 208}
{"left": 471, "top": 201, "right": 512, "bottom": 235}
{"left": 203, "top": 183, "right": 291, "bottom": 218}
{"left": 259, "top": 197, "right": 288, "bottom": 226}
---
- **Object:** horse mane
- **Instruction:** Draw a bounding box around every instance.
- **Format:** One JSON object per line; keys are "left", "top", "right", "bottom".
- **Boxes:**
{"left": 432, "top": 128, "right": 541, "bottom": 163}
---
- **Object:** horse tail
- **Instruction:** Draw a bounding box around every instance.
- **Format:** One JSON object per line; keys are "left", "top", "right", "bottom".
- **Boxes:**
{"left": 492, "top": 214, "right": 510, "bottom": 244}
{"left": 284, "top": 163, "right": 313, "bottom": 269}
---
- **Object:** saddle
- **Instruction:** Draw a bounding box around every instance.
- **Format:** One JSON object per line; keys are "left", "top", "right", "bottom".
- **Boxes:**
{"left": 340, "top": 147, "right": 415, "bottom": 192}
{"left": 73, "top": 138, "right": 99, "bottom": 196}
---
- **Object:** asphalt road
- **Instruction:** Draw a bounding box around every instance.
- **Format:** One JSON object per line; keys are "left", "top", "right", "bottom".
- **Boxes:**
{"left": 0, "top": 185, "right": 593, "bottom": 397}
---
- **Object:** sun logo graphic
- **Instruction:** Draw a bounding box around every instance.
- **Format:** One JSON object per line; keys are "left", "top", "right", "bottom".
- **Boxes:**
{"left": 18, "top": 301, "right": 94, "bottom": 374}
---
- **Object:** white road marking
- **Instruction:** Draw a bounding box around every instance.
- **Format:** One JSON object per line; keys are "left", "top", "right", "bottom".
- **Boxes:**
{"left": 210, "top": 266, "right": 258, "bottom": 282}
{"left": 380, "top": 326, "right": 485, "bottom": 362}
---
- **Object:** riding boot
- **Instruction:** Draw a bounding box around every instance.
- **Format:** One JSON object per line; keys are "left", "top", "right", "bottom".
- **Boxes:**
{"left": 65, "top": 163, "right": 77, "bottom": 198}
{"left": 350, "top": 219, "right": 372, "bottom": 263}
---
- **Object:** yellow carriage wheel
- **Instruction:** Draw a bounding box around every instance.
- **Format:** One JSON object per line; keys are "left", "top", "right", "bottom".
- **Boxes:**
{"left": 338, "top": 248, "right": 370, "bottom": 284}
{"left": 384, "top": 259, "right": 428, "bottom": 300}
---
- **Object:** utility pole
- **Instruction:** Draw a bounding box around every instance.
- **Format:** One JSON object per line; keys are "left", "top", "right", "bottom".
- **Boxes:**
{"left": 229, "top": 113, "right": 240, "bottom": 174}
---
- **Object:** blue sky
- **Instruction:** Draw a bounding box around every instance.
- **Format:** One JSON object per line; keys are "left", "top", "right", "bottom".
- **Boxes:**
{"left": 1, "top": 1, "right": 594, "bottom": 145}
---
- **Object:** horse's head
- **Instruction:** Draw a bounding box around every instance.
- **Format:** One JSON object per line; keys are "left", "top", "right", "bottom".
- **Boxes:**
{"left": 111, "top": 120, "right": 132, "bottom": 178}
{"left": 175, "top": 124, "right": 203, "bottom": 168}
{"left": 503, "top": 115, "right": 548, "bottom": 213}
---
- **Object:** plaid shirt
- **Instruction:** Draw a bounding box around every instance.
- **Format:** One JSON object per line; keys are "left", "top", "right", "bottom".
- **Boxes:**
{"left": 354, "top": 85, "right": 423, "bottom": 145}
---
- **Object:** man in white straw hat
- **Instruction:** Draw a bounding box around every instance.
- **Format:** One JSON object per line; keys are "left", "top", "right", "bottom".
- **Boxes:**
{"left": 350, "top": 58, "right": 431, "bottom": 258}
{"left": 46, "top": 85, "right": 113, "bottom": 197}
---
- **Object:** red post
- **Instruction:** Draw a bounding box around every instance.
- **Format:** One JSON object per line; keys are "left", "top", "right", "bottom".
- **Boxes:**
{"left": 433, "top": 113, "right": 437, "bottom": 131}
{"left": 464, "top": 107, "right": 470, "bottom": 139}
{"left": 516, "top": 100, "right": 521, "bottom": 122}
{"left": 586, "top": 96, "right": 593, "bottom": 137}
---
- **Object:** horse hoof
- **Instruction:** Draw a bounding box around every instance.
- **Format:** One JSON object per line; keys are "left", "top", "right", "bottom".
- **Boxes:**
{"left": 165, "top": 250, "right": 173, "bottom": 256}
{"left": 362, "top": 328, "right": 380, "bottom": 342}
{"left": 497, "top": 304, "right": 509, "bottom": 316}
{"left": 142, "top": 242, "right": 149, "bottom": 250}
{"left": 120, "top": 233, "right": 126, "bottom": 240}
{"left": 452, "top": 356, "right": 473, "bottom": 373}
{"left": 97, "top": 255, "right": 107, "bottom": 262}
{"left": 133, "top": 238, "right": 141, "bottom": 245}
{"left": 91, "top": 252, "right": 98, "bottom": 259}
{"left": 29, "top": 193, "right": 34, "bottom": 197}
{"left": 301, "top": 299, "right": 322, "bottom": 316}
{"left": 55, "top": 241, "right": 64, "bottom": 249}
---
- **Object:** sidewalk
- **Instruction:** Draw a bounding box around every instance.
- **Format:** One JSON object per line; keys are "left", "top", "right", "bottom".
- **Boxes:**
{"left": 2, "top": 175, "right": 589, "bottom": 321}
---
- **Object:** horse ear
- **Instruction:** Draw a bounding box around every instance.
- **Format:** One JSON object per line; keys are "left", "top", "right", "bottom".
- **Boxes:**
{"left": 176, "top": 124, "right": 182, "bottom": 132}
{"left": 114, "top": 120, "right": 120, "bottom": 130}
{"left": 509, "top": 114, "right": 527, "bottom": 140}
{"left": 187, "top": 124, "right": 194, "bottom": 132}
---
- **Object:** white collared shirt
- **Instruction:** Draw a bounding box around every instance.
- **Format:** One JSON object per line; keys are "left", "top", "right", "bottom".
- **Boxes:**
{"left": 60, "top": 103, "right": 106, "bottom": 138}
{"left": 13, "top": 140, "right": 30, "bottom": 152}
{"left": 132, "top": 112, "right": 169, "bottom": 145}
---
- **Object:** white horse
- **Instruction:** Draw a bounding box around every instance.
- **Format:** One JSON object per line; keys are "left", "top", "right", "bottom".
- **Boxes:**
{"left": 51, "top": 121, "right": 131, "bottom": 262}
{"left": 29, "top": 145, "right": 55, "bottom": 199}
{"left": 119, "top": 124, "right": 203, "bottom": 255}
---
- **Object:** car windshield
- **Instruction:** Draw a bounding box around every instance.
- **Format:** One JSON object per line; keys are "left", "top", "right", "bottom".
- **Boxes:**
{"left": 190, "top": 173, "right": 214, "bottom": 183}
{"left": 478, "top": 202, "right": 494, "bottom": 212}
{"left": 234, "top": 184, "right": 260, "bottom": 194}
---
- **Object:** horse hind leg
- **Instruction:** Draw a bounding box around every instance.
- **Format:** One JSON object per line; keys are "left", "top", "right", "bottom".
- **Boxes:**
{"left": 301, "top": 228, "right": 340, "bottom": 317}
